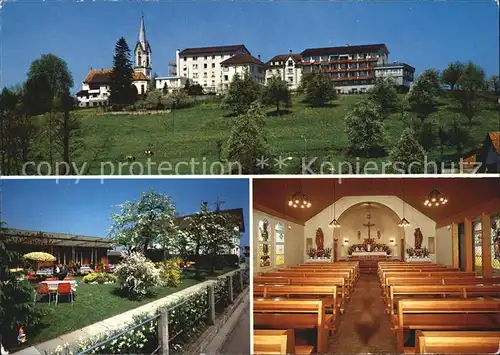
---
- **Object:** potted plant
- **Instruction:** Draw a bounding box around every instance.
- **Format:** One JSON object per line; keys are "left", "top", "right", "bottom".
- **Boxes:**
{"left": 316, "top": 249, "right": 325, "bottom": 258}
{"left": 421, "top": 247, "right": 430, "bottom": 258}
{"left": 406, "top": 247, "right": 415, "bottom": 257}
{"left": 324, "top": 248, "right": 332, "bottom": 259}
{"left": 308, "top": 248, "right": 317, "bottom": 259}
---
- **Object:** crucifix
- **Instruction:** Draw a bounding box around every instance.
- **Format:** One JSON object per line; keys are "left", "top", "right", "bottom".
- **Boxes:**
{"left": 214, "top": 198, "right": 225, "bottom": 212}
{"left": 363, "top": 214, "right": 376, "bottom": 241}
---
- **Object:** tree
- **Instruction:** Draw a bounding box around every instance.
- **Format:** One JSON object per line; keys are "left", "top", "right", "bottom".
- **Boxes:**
{"left": 23, "top": 74, "right": 53, "bottom": 116}
{"left": 487, "top": 75, "right": 500, "bottom": 94}
{"left": 145, "top": 89, "right": 165, "bottom": 110}
{"left": 52, "top": 94, "right": 82, "bottom": 174}
{"left": 26, "top": 54, "right": 74, "bottom": 113}
{"left": 108, "top": 190, "right": 179, "bottom": 255}
{"left": 148, "top": 72, "right": 158, "bottom": 92}
{"left": 183, "top": 79, "right": 203, "bottom": 96}
{"left": 410, "top": 117, "right": 438, "bottom": 152}
{"left": 222, "top": 72, "right": 261, "bottom": 115}
{"left": 441, "top": 61, "right": 464, "bottom": 90}
{"left": 446, "top": 114, "right": 474, "bottom": 154}
{"left": 407, "top": 69, "right": 442, "bottom": 121}
{"left": 0, "top": 222, "right": 43, "bottom": 350}
{"left": 299, "top": 71, "right": 336, "bottom": 106}
{"left": 262, "top": 75, "right": 291, "bottom": 115}
{"left": 368, "top": 77, "right": 400, "bottom": 117}
{"left": 223, "top": 102, "right": 273, "bottom": 174}
{"left": 109, "top": 37, "right": 137, "bottom": 108}
{"left": 344, "top": 99, "right": 387, "bottom": 157}
{"left": 181, "top": 202, "right": 237, "bottom": 276}
{"left": 453, "top": 61, "right": 486, "bottom": 125}
{"left": 389, "top": 128, "right": 427, "bottom": 174}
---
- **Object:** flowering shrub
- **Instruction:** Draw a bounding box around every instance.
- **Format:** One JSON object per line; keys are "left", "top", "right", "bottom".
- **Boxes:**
{"left": 113, "top": 251, "right": 162, "bottom": 299}
{"left": 157, "top": 258, "right": 183, "bottom": 287}
{"left": 83, "top": 272, "right": 118, "bottom": 284}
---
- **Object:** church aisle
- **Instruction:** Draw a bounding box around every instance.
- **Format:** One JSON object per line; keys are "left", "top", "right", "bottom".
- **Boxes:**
{"left": 328, "top": 274, "right": 397, "bottom": 354}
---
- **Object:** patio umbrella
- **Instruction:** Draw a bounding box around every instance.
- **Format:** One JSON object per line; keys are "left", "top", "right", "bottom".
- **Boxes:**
{"left": 23, "top": 252, "right": 56, "bottom": 262}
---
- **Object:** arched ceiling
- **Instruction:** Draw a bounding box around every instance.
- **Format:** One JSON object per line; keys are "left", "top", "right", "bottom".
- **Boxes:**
{"left": 253, "top": 178, "right": 500, "bottom": 225}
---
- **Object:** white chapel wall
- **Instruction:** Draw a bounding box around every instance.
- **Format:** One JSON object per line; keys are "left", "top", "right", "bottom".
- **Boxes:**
{"left": 435, "top": 225, "right": 453, "bottom": 266}
{"left": 253, "top": 209, "right": 305, "bottom": 274}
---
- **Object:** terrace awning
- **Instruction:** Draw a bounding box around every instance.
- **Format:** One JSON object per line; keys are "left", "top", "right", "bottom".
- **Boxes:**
{"left": 3, "top": 229, "right": 113, "bottom": 249}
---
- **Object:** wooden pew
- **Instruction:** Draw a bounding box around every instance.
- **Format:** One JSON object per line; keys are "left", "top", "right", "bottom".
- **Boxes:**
{"left": 381, "top": 272, "right": 475, "bottom": 297}
{"left": 254, "top": 298, "right": 329, "bottom": 353}
{"left": 253, "top": 329, "right": 314, "bottom": 355}
{"left": 414, "top": 330, "right": 500, "bottom": 354}
{"left": 387, "top": 284, "right": 500, "bottom": 315}
{"left": 254, "top": 276, "right": 347, "bottom": 308}
{"left": 380, "top": 268, "right": 462, "bottom": 284}
{"left": 391, "top": 299, "right": 500, "bottom": 353}
{"left": 254, "top": 285, "right": 341, "bottom": 320}
{"left": 264, "top": 271, "right": 353, "bottom": 291}
{"left": 283, "top": 267, "right": 357, "bottom": 283}
{"left": 383, "top": 276, "right": 500, "bottom": 300}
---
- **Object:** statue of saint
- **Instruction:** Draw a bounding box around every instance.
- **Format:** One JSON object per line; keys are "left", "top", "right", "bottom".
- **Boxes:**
{"left": 414, "top": 228, "right": 423, "bottom": 250}
{"left": 315, "top": 228, "right": 324, "bottom": 251}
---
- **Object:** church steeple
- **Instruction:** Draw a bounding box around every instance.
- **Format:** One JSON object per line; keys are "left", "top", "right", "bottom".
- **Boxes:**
{"left": 138, "top": 15, "right": 147, "bottom": 51}
{"left": 134, "top": 14, "right": 152, "bottom": 80}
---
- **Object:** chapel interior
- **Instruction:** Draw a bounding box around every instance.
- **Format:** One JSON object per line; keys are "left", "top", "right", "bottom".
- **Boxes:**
{"left": 252, "top": 177, "right": 500, "bottom": 354}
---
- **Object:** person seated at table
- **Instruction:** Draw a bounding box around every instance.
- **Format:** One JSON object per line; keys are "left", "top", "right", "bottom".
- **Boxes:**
{"left": 59, "top": 264, "right": 68, "bottom": 280}
{"left": 53, "top": 264, "right": 60, "bottom": 276}
{"left": 72, "top": 264, "right": 78, "bottom": 274}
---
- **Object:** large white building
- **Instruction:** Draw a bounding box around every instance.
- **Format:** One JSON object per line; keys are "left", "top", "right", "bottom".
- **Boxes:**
{"left": 299, "top": 44, "right": 415, "bottom": 93}
{"left": 220, "top": 53, "right": 266, "bottom": 90}
{"left": 265, "top": 51, "right": 303, "bottom": 90}
{"left": 175, "top": 44, "right": 255, "bottom": 93}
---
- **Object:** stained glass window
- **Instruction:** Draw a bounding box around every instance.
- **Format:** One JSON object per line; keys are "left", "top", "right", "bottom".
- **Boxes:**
{"left": 491, "top": 216, "right": 500, "bottom": 270}
{"left": 275, "top": 223, "right": 285, "bottom": 266}
{"left": 259, "top": 219, "right": 271, "bottom": 268}
{"left": 474, "top": 221, "right": 482, "bottom": 270}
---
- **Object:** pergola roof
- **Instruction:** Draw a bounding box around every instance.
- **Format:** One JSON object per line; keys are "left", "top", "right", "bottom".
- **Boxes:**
{"left": 3, "top": 229, "right": 113, "bottom": 248}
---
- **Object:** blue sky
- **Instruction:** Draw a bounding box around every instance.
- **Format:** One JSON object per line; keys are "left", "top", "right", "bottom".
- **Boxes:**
{"left": 0, "top": 178, "right": 250, "bottom": 246}
{"left": 1, "top": 1, "right": 498, "bottom": 93}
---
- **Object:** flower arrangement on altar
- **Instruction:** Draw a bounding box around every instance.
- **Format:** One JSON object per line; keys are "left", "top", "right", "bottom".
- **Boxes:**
{"left": 347, "top": 242, "right": 391, "bottom": 255}
{"left": 324, "top": 248, "right": 332, "bottom": 259}
{"left": 308, "top": 248, "right": 317, "bottom": 258}
{"left": 406, "top": 247, "right": 430, "bottom": 258}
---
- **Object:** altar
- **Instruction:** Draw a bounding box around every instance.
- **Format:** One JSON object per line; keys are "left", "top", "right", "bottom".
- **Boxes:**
{"left": 305, "top": 258, "right": 332, "bottom": 263}
{"left": 350, "top": 251, "right": 388, "bottom": 257}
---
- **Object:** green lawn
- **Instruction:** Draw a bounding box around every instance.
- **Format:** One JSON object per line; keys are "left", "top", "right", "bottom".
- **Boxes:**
{"left": 34, "top": 93, "right": 499, "bottom": 174}
{"left": 29, "top": 267, "right": 235, "bottom": 346}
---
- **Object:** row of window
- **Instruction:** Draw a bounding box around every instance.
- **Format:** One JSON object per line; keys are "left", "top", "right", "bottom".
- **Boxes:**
{"left": 182, "top": 54, "right": 231, "bottom": 61}
{"left": 303, "top": 53, "right": 378, "bottom": 62}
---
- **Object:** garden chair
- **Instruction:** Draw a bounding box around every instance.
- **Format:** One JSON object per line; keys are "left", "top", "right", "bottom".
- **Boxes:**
{"left": 56, "top": 282, "right": 73, "bottom": 305}
{"left": 34, "top": 283, "right": 51, "bottom": 305}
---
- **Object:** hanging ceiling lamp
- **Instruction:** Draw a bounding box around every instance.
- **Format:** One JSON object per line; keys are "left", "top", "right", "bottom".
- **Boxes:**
{"left": 424, "top": 188, "right": 448, "bottom": 207}
{"left": 287, "top": 180, "right": 311, "bottom": 209}
{"left": 398, "top": 179, "right": 411, "bottom": 227}
{"left": 329, "top": 180, "right": 340, "bottom": 228}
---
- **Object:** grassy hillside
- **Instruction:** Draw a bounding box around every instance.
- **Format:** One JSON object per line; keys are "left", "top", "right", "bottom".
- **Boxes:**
{"left": 35, "top": 93, "right": 499, "bottom": 174}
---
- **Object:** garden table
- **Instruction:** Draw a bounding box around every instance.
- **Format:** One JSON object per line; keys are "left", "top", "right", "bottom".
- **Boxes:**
{"left": 40, "top": 280, "right": 78, "bottom": 292}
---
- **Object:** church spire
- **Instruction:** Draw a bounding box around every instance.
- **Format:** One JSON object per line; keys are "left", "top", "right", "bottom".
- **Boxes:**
{"left": 139, "top": 14, "right": 147, "bottom": 51}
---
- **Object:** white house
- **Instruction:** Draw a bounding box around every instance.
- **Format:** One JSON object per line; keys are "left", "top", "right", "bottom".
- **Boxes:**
{"left": 176, "top": 44, "right": 251, "bottom": 93}
{"left": 155, "top": 76, "right": 188, "bottom": 93}
{"left": 375, "top": 62, "right": 415, "bottom": 91}
{"left": 220, "top": 53, "right": 266, "bottom": 90}
{"left": 265, "top": 51, "right": 303, "bottom": 90}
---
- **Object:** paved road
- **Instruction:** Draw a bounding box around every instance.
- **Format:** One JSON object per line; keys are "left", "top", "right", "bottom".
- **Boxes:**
{"left": 219, "top": 304, "right": 250, "bottom": 354}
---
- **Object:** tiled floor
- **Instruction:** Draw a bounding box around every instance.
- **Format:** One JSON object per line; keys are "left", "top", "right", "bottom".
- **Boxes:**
{"left": 328, "top": 274, "right": 398, "bottom": 354}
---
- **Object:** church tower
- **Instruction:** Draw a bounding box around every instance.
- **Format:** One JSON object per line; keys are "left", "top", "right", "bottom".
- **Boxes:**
{"left": 134, "top": 15, "right": 152, "bottom": 80}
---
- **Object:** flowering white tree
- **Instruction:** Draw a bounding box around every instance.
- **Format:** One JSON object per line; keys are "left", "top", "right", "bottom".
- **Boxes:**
{"left": 107, "top": 190, "right": 180, "bottom": 255}
{"left": 182, "top": 202, "right": 239, "bottom": 275}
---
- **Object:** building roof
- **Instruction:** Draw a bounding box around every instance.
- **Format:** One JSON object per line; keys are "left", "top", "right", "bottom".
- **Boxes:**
{"left": 82, "top": 69, "right": 148, "bottom": 84}
{"left": 301, "top": 43, "right": 389, "bottom": 57}
{"left": 375, "top": 62, "right": 415, "bottom": 71}
{"left": 487, "top": 132, "right": 500, "bottom": 154}
{"left": 220, "top": 53, "right": 264, "bottom": 66}
{"left": 179, "top": 44, "right": 249, "bottom": 56}
{"left": 265, "top": 53, "right": 302, "bottom": 66}
{"left": 3, "top": 229, "right": 113, "bottom": 248}
{"left": 136, "top": 15, "right": 152, "bottom": 53}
